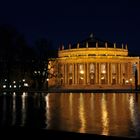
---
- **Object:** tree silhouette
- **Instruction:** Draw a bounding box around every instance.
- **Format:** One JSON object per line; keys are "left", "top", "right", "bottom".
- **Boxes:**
{"left": 31, "top": 38, "right": 52, "bottom": 90}
{"left": 0, "top": 24, "right": 57, "bottom": 91}
{"left": 0, "top": 24, "right": 34, "bottom": 89}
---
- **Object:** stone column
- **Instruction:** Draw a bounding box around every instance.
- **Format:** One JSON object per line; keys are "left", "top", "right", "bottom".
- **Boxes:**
{"left": 138, "top": 62, "right": 140, "bottom": 85}
{"left": 87, "top": 63, "right": 89, "bottom": 84}
{"left": 77, "top": 64, "right": 79, "bottom": 84}
{"left": 115, "top": 63, "right": 117, "bottom": 84}
{"left": 67, "top": 64, "right": 69, "bottom": 85}
{"left": 110, "top": 63, "right": 112, "bottom": 84}
{"left": 121, "top": 63, "right": 125, "bottom": 84}
{"left": 84, "top": 63, "right": 86, "bottom": 84}
{"left": 107, "top": 63, "right": 110, "bottom": 84}
{"left": 99, "top": 63, "right": 101, "bottom": 84}
{"left": 61, "top": 64, "right": 64, "bottom": 85}
{"left": 118, "top": 63, "right": 120, "bottom": 84}
{"left": 120, "top": 63, "right": 122, "bottom": 84}
{"left": 75, "top": 63, "right": 77, "bottom": 85}
{"left": 95, "top": 63, "right": 98, "bottom": 84}
{"left": 65, "top": 64, "right": 67, "bottom": 85}
{"left": 72, "top": 64, "right": 75, "bottom": 84}
{"left": 63, "top": 64, "right": 65, "bottom": 85}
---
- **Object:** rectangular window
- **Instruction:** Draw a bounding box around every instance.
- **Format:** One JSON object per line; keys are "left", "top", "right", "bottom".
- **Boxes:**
{"left": 69, "top": 64, "right": 72, "bottom": 73}
{"left": 101, "top": 63, "right": 106, "bottom": 74}
{"left": 90, "top": 63, "right": 95, "bottom": 73}
{"left": 112, "top": 64, "right": 116, "bottom": 74}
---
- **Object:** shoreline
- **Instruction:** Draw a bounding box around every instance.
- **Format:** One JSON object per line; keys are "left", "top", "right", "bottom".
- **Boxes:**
{"left": 0, "top": 88, "right": 140, "bottom": 93}
{"left": 0, "top": 127, "right": 139, "bottom": 139}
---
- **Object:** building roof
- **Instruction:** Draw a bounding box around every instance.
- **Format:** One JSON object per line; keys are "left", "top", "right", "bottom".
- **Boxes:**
{"left": 71, "top": 34, "right": 119, "bottom": 49}
{"left": 58, "top": 34, "right": 128, "bottom": 57}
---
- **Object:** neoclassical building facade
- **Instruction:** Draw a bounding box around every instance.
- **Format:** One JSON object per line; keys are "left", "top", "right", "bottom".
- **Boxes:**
{"left": 48, "top": 36, "right": 140, "bottom": 89}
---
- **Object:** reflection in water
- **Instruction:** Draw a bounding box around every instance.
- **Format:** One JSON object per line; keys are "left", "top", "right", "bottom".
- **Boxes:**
{"left": 46, "top": 93, "right": 140, "bottom": 138}
{"left": 12, "top": 92, "right": 16, "bottom": 125}
{"left": 79, "top": 93, "right": 86, "bottom": 133}
{"left": 1, "top": 92, "right": 140, "bottom": 138}
{"left": 2, "top": 93, "right": 7, "bottom": 125}
{"left": 101, "top": 94, "right": 109, "bottom": 135}
{"left": 129, "top": 94, "right": 140, "bottom": 137}
{"left": 69, "top": 93, "right": 73, "bottom": 120}
{"left": 21, "top": 92, "right": 27, "bottom": 126}
{"left": 45, "top": 94, "right": 50, "bottom": 128}
{"left": 0, "top": 92, "right": 47, "bottom": 128}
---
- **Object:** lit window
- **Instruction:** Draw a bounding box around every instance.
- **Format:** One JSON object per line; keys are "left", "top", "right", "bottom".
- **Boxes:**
{"left": 90, "top": 63, "right": 95, "bottom": 73}
{"left": 112, "top": 64, "right": 116, "bottom": 74}
{"left": 69, "top": 64, "right": 72, "bottom": 73}
{"left": 101, "top": 64, "right": 106, "bottom": 74}
{"left": 79, "top": 64, "right": 84, "bottom": 74}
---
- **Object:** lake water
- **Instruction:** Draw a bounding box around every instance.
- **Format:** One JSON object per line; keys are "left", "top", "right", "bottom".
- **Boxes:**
{"left": 0, "top": 92, "right": 140, "bottom": 138}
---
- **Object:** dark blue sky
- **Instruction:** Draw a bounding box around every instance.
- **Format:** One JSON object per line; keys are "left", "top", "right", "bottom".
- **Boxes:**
{"left": 0, "top": 0, "right": 140, "bottom": 54}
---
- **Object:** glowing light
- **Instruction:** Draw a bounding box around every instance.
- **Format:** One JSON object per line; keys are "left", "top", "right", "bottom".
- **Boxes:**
{"left": 125, "top": 80, "right": 129, "bottom": 84}
{"left": 23, "top": 79, "right": 25, "bottom": 82}
{"left": 23, "top": 92, "right": 26, "bottom": 97}
{"left": 13, "top": 92, "right": 16, "bottom": 96}
{"left": 24, "top": 83, "right": 29, "bottom": 87}
{"left": 79, "top": 94, "right": 86, "bottom": 133}
{"left": 101, "top": 94, "right": 109, "bottom": 135}
{"left": 80, "top": 70, "right": 84, "bottom": 74}
{"left": 45, "top": 94, "right": 50, "bottom": 128}
{"left": 12, "top": 92, "right": 16, "bottom": 125}
{"left": 101, "top": 76, "right": 105, "bottom": 80}
{"left": 3, "top": 85, "right": 6, "bottom": 88}
{"left": 47, "top": 78, "right": 49, "bottom": 81}
{"left": 102, "top": 70, "right": 106, "bottom": 74}
{"left": 113, "top": 76, "right": 115, "bottom": 79}
{"left": 3, "top": 92, "right": 6, "bottom": 95}
{"left": 13, "top": 85, "right": 16, "bottom": 88}
{"left": 21, "top": 92, "right": 26, "bottom": 126}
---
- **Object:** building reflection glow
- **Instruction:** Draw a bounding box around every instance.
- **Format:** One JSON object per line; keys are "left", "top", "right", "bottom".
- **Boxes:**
{"left": 79, "top": 93, "right": 86, "bottom": 133}
{"left": 21, "top": 92, "right": 27, "bottom": 126}
{"left": 1, "top": 92, "right": 140, "bottom": 138}
{"left": 101, "top": 94, "right": 109, "bottom": 135}
{"left": 69, "top": 93, "right": 73, "bottom": 124}
{"left": 12, "top": 92, "right": 16, "bottom": 125}
{"left": 128, "top": 94, "right": 140, "bottom": 137}
{"left": 44, "top": 93, "right": 140, "bottom": 138}
{"left": 45, "top": 93, "right": 51, "bottom": 129}
{"left": 22, "top": 92, "right": 26, "bottom": 110}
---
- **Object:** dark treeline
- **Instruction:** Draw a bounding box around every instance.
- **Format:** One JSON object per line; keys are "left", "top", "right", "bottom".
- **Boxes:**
{"left": 0, "top": 24, "right": 57, "bottom": 90}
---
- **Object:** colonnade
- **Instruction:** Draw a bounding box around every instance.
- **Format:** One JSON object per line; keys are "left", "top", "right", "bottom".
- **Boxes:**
{"left": 61, "top": 62, "right": 134, "bottom": 86}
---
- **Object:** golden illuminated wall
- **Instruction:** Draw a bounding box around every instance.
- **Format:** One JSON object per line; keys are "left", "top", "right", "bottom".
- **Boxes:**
{"left": 48, "top": 43, "right": 140, "bottom": 89}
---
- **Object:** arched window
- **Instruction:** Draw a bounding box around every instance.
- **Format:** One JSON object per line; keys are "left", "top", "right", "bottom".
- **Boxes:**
{"left": 89, "top": 63, "right": 95, "bottom": 84}
{"left": 101, "top": 63, "right": 106, "bottom": 84}
{"left": 112, "top": 64, "right": 116, "bottom": 84}
{"left": 79, "top": 64, "right": 84, "bottom": 84}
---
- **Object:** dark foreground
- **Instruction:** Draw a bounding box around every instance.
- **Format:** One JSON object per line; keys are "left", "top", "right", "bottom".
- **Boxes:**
{"left": 0, "top": 127, "right": 139, "bottom": 140}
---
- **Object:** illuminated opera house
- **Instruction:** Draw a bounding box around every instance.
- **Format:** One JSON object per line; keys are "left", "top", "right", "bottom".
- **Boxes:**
{"left": 48, "top": 35, "right": 140, "bottom": 89}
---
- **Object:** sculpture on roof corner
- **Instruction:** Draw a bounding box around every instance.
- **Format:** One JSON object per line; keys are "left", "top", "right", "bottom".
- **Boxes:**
{"left": 89, "top": 33, "right": 94, "bottom": 38}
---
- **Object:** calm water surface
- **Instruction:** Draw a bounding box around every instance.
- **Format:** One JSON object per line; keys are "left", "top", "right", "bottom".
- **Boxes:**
{"left": 0, "top": 92, "right": 140, "bottom": 138}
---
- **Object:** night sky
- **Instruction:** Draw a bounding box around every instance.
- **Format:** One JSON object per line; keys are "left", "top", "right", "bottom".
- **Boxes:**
{"left": 0, "top": 0, "right": 140, "bottom": 54}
